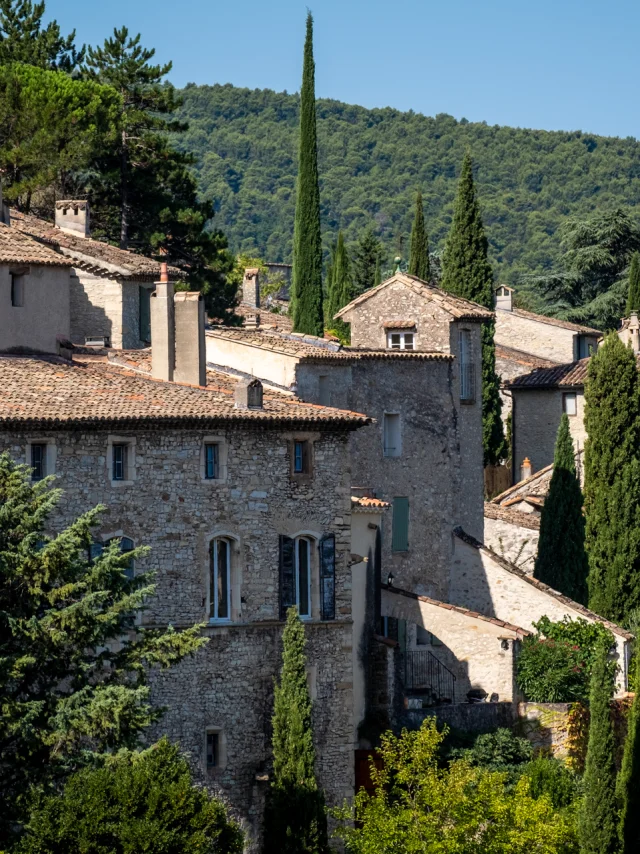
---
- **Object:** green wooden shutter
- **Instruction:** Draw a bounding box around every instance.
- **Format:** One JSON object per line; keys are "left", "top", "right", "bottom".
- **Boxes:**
{"left": 392, "top": 497, "right": 409, "bottom": 552}
{"left": 319, "top": 534, "right": 335, "bottom": 620}
{"left": 139, "top": 286, "right": 151, "bottom": 343}
{"left": 279, "top": 535, "right": 295, "bottom": 620}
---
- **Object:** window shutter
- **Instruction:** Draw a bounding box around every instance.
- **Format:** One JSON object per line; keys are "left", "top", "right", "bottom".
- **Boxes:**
{"left": 392, "top": 497, "right": 410, "bottom": 552}
{"left": 279, "top": 535, "right": 295, "bottom": 620}
{"left": 319, "top": 534, "right": 336, "bottom": 621}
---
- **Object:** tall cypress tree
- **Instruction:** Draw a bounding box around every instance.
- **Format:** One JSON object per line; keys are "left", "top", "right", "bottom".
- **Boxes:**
{"left": 291, "top": 12, "right": 323, "bottom": 337}
{"left": 618, "top": 655, "right": 640, "bottom": 853}
{"left": 534, "top": 414, "right": 589, "bottom": 603}
{"left": 578, "top": 642, "right": 619, "bottom": 854}
{"left": 263, "top": 607, "right": 328, "bottom": 854}
{"left": 584, "top": 333, "right": 640, "bottom": 623}
{"left": 326, "top": 230, "right": 352, "bottom": 339}
{"left": 441, "top": 152, "right": 505, "bottom": 465}
{"left": 408, "top": 190, "right": 430, "bottom": 281}
{"left": 626, "top": 251, "right": 640, "bottom": 315}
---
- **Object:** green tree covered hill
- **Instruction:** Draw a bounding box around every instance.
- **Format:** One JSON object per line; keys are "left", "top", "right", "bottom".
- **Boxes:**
{"left": 174, "top": 82, "right": 640, "bottom": 306}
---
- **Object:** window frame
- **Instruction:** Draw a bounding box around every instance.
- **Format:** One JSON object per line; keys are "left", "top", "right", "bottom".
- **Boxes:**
{"left": 26, "top": 438, "right": 56, "bottom": 481}
{"left": 112, "top": 443, "right": 128, "bottom": 482}
{"left": 458, "top": 328, "right": 475, "bottom": 403}
{"left": 209, "top": 537, "right": 232, "bottom": 623}
{"left": 290, "top": 438, "right": 313, "bottom": 479}
{"left": 107, "top": 436, "right": 136, "bottom": 486}
{"left": 10, "top": 272, "right": 25, "bottom": 307}
{"left": 204, "top": 727, "right": 227, "bottom": 772}
{"left": 204, "top": 442, "right": 220, "bottom": 480}
{"left": 383, "top": 412, "right": 402, "bottom": 458}
{"left": 295, "top": 536, "right": 312, "bottom": 619}
{"left": 386, "top": 331, "right": 415, "bottom": 351}
{"left": 30, "top": 442, "right": 47, "bottom": 481}
{"left": 563, "top": 392, "right": 578, "bottom": 417}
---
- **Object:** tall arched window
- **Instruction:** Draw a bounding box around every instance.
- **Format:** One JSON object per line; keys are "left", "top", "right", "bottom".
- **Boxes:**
{"left": 90, "top": 536, "right": 135, "bottom": 580}
{"left": 295, "top": 537, "right": 311, "bottom": 619}
{"left": 210, "top": 538, "right": 231, "bottom": 622}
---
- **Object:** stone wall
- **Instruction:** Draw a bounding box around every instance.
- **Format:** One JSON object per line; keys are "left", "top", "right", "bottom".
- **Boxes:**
{"left": 0, "top": 424, "right": 355, "bottom": 847}
{"left": 512, "top": 388, "right": 586, "bottom": 474}
{"left": 495, "top": 309, "right": 580, "bottom": 363}
{"left": 70, "top": 273, "right": 149, "bottom": 349}
{"left": 483, "top": 514, "right": 539, "bottom": 574}
{"left": 0, "top": 264, "right": 71, "bottom": 353}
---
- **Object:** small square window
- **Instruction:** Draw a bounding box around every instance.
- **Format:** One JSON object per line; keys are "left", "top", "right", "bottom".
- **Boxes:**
{"left": 563, "top": 393, "right": 577, "bottom": 416}
{"left": 31, "top": 443, "right": 47, "bottom": 481}
{"left": 206, "top": 732, "right": 220, "bottom": 768}
{"left": 292, "top": 440, "right": 311, "bottom": 475}
{"left": 11, "top": 273, "right": 24, "bottom": 307}
{"left": 112, "top": 444, "right": 128, "bottom": 481}
{"left": 204, "top": 443, "right": 220, "bottom": 480}
{"left": 387, "top": 331, "right": 414, "bottom": 350}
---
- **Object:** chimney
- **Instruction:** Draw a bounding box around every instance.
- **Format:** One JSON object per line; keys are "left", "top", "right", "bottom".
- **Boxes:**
{"left": 242, "top": 267, "right": 260, "bottom": 309}
{"left": 150, "top": 261, "right": 175, "bottom": 382}
{"left": 234, "top": 378, "right": 264, "bottom": 410}
{"left": 520, "top": 457, "right": 533, "bottom": 481}
{"left": 55, "top": 200, "right": 89, "bottom": 238}
{"left": 174, "top": 291, "right": 206, "bottom": 386}
{"left": 629, "top": 312, "right": 640, "bottom": 355}
{"left": 495, "top": 285, "right": 513, "bottom": 312}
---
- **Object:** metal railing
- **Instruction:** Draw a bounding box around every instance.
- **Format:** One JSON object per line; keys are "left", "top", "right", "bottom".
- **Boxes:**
{"left": 403, "top": 650, "right": 456, "bottom": 705}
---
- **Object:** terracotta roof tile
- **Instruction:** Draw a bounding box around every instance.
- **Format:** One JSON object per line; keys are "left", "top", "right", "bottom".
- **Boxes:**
{"left": 351, "top": 495, "right": 390, "bottom": 510}
{"left": 483, "top": 502, "right": 541, "bottom": 531}
{"left": 383, "top": 320, "right": 416, "bottom": 329}
{"left": 334, "top": 273, "right": 494, "bottom": 322}
{"left": 0, "top": 355, "right": 371, "bottom": 429}
{"left": 506, "top": 307, "right": 602, "bottom": 335}
{"left": 491, "top": 464, "right": 554, "bottom": 504}
{"left": 507, "top": 358, "right": 590, "bottom": 389}
{"left": 0, "top": 223, "right": 73, "bottom": 267}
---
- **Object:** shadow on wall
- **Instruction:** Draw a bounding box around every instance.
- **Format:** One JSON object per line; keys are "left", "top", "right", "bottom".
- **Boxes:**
{"left": 70, "top": 278, "right": 113, "bottom": 345}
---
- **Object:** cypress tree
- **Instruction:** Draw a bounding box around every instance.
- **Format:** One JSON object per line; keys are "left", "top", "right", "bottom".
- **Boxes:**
{"left": 584, "top": 333, "right": 640, "bottom": 623}
{"left": 534, "top": 414, "right": 589, "bottom": 603}
{"left": 618, "top": 655, "right": 640, "bottom": 853}
{"left": 441, "top": 152, "right": 505, "bottom": 465}
{"left": 578, "top": 642, "right": 619, "bottom": 854}
{"left": 326, "top": 231, "right": 352, "bottom": 340}
{"left": 373, "top": 255, "right": 382, "bottom": 287}
{"left": 408, "top": 190, "right": 430, "bottom": 281}
{"left": 291, "top": 12, "right": 323, "bottom": 337}
{"left": 262, "top": 607, "right": 328, "bottom": 854}
{"left": 626, "top": 252, "right": 640, "bottom": 315}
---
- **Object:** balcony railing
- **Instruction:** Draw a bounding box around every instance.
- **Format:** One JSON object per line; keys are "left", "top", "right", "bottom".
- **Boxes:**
{"left": 402, "top": 650, "right": 456, "bottom": 705}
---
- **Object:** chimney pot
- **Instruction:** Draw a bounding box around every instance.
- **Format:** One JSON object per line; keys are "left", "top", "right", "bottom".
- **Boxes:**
{"left": 235, "top": 377, "right": 263, "bottom": 410}
{"left": 520, "top": 457, "right": 533, "bottom": 481}
{"left": 495, "top": 285, "right": 513, "bottom": 312}
{"left": 55, "top": 200, "right": 89, "bottom": 238}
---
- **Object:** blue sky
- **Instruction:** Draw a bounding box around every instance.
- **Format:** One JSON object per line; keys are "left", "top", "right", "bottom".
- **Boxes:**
{"left": 51, "top": 0, "right": 640, "bottom": 138}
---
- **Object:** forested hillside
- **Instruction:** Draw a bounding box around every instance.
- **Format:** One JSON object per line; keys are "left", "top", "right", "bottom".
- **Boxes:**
{"left": 175, "top": 83, "right": 640, "bottom": 302}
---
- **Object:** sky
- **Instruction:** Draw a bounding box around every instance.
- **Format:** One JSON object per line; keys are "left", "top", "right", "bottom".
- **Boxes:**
{"left": 50, "top": 0, "right": 640, "bottom": 139}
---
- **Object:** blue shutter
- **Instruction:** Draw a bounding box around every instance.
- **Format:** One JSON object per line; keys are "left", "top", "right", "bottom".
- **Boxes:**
{"left": 320, "top": 534, "right": 335, "bottom": 621}
{"left": 392, "top": 497, "right": 409, "bottom": 552}
{"left": 279, "top": 535, "right": 295, "bottom": 620}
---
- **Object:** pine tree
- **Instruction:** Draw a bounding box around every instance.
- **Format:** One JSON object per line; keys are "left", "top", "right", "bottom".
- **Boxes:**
{"left": 0, "top": 453, "right": 206, "bottom": 841}
{"left": 618, "top": 655, "right": 640, "bottom": 853}
{"left": 584, "top": 333, "right": 640, "bottom": 623}
{"left": 534, "top": 414, "right": 589, "bottom": 603}
{"left": 374, "top": 255, "right": 382, "bottom": 287}
{"left": 263, "top": 607, "right": 328, "bottom": 854}
{"left": 352, "top": 226, "right": 382, "bottom": 294}
{"left": 408, "top": 190, "right": 430, "bottom": 281}
{"left": 441, "top": 152, "right": 504, "bottom": 465}
{"left": 578, "top": 642, "right": 619, "bottom": 854}
{"left": 626, "top": 252, "right": 640, "bottom": 315}
{"left": 326, "top": 231, "right": 352, "bottom": 340}
{"left": 291, "top": 12, "right": 323, "bottom": 337}
{"left": 0, "top": 0, "right": 84, "bottom": 71}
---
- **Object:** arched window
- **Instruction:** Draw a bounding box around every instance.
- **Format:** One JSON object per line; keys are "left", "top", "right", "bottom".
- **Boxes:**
{"left": 295, "top": 537, "right": 312, "bottom": 619}
{"left": 210, "top": 538, "right": 231, "bottom": 622}
{"left": 90, "top": 536, "right": 135, "bottom": 580}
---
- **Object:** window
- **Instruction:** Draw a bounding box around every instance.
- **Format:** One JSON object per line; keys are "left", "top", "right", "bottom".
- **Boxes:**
{"left": 206, "top": 732, "right": 220, "bottom": 768}
{"left": 576, "top": 335, "right": 594, "bottom": 359}
{"left": 383, "top": 413, "right": 401, "bottom": 457}
{"left": 387, "top": 331, "right": 414, "bottom": 350}
{"left": 292, "top": 440, "right": 311, "bottom": 475}
{"left": 10, "top": 273, "right": 24, "bottom": 307}
{"left": 563, "top": 393, "right": 578, "bottom": 416}
{"left": 91, "top": 536, "right": 135, "bottom": 580}
{"left": 204, "top": 443, "right": 220, "bottom": 480}
{"left": 112, "top": 444, "right": 128, "bottom": 481}
{"left": 392, "top": 497, "right": 410, "bottom": 552}
{"left": 30, "top": 443, "right": 47, "bottom": 481}
{"left": 279, "top": 534, "right": 335, "bottom": 621}
{"left": 459, "top": 329, "right": 475, "bottom": 402}
{"left": 295, "top": 537, "right": 312, "bottom": 618}
{"left": 318, "top": 375, "right": 330, "bottom": 406}
{"left": 210, "top": 538, "right": 231, "bottom": 621}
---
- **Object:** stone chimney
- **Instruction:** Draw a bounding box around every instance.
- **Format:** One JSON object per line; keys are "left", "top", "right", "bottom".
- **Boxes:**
{"left": 174, "top": 291, "right": 206, "bottom": 386}
{"left": 234, "top": 378, "right": 264, "bottom": 410}
{"left": 242, "top": 268, "right": 260, "bottom": 309}
{"left": 520, "top": 457, "right": 533, "bottom": 481}
{"left": 621, "top": 312, "right": 640, "bottom": 355}
{"left": 150, "top": 261, "right": 175, "bottom": 382}
{"left": 55, "top": 200, "right": 89, "bottom": 238}
{"left": 495, "top": 285, "right": 513, "bottom": 312}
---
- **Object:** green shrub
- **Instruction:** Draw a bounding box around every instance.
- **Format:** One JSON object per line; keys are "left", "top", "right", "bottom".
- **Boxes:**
{"left": 449, "top": 727, "right": 532, "bottom": 772}
{"left": 524, "top": 757, "right": 581, "bottom": 809}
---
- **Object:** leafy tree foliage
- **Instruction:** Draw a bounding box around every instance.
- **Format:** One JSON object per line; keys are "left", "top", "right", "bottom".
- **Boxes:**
{"left": 448, "top": 728, "right": 533, "bottom": 774}
{"left": 291, "top": 13, "right": 323, "bottom": 337}
{"left": 584, "top": 333, "right": 640, "bottom": 623}
{"left": 578, "top": 642, "right": 619, "bottom": 854}
{"left": 408, "top": 190, "right": 430, "bottom": 280}
{"left": 618, "top": 654, "right": 640, "bottom": 853}
{"left": 534, "top": 414, "right": 589, "bottom": 603}
{"left": 17, "top": 738, "right": 243, "bottom": 854}
{"left": 0, "top": 453, "right": 206, "bottom": 840}
{"left": 263, "top": 607, "right": 328, "bottom": 854}
{"left": 352, "top": 226, "right": 383, "bottom": 294}
{"left": 326, "top": 230, "right": 352, "bottom": 340}
{"left": 626, "top": 251, "right": 640, "bottom": 315}
{"left": 0, "top": 0, "right": 84, "bottom": 71}
{"left": 334, "top": 718, "right": 577, "bottom": 853}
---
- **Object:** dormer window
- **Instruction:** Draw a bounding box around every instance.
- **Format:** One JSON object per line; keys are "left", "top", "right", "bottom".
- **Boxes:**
{"left": 387, "top": 331, "right": 414, "bottom": 351}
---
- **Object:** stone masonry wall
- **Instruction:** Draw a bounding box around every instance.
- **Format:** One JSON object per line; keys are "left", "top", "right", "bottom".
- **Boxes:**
{"left": 483, "top": 516, "right": 539, "bottom": 574}
{"left": 0, "top": 264, "right": 71, "bottom": 353}
{"left": 0, "top": 425, "right": 355, "bottom": 847}
{"left": 70, "top": 272, "right": 121, "bottom": 346}
{"left": 495, "top": 309, "right": 578, "bottom": 363}
{"left": 512, "top": 388, "right": 586, "bottom": 474}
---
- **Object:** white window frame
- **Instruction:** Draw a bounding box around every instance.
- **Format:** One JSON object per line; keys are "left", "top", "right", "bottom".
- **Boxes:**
{"left": 26, "top": 437, "right": 57, "bottom": 481}
{"left": 210, "top": 537, "right": 232, "bottom": 623}
{"left": 295, "top": 536, "right": 312, "bottom": 619}
{"left": 563, "top": 392, "right": 578, "bottom": 417}
{"left": 387, "top": 331, "right": 415, "bottom": 351}
{"left": 107, "top": 436, "right": 136, "bottom": 486}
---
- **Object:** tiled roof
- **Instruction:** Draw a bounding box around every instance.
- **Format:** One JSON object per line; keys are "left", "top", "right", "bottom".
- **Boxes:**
{"left": 10, "top": 210, "right": 183, "bottom": 281}
{"left": 206, "top": 327, "right": 454, "bottom": 362}
{"left": 454, "top": 527, "right": 633, "bottom": 640}
{"left": 383, "top": 320, "right": 416, "bottom": 329}
{"left": 505, "top": 307, "right": 602, "bottom": 336}
{"left": 0, "top": 223, "right": 73, "bottom": 267}
{"left": 334, "top": 273, "right": 494, "bottom": 322}
{"left": 381, "top": 583, "right": 531, "bottom": 638}
{"left": 495, "top": 345, "right": 560, "bottom": 370}
{"left": 0, "top": 355, "right": 371, "bottom": 429}
{"left": 483, "top": 502, "right": 541, "bottom": 531}
{"left": 507, "top": 358, "right": 590, "bottom": 389}
{"left": 491, "top": 465, "right": 554, "bottom": 505}
{"left": 351, "top": 495, "right": 390, "bottom": 511}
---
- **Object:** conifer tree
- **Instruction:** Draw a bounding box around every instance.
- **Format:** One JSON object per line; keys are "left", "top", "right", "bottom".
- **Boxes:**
{"left": 408, "top": 190, "right": 430, "bottom": 281}
{"left": 291, "top": 12, "right": 323, "bottom": 337}
{"left": 0, "top": 0, "right": 84, "bottom": 71}
{"left": 534, "top": 414, "right": 588, "bottom": 603}
{"left": 584, "top": 333, "right": 640, "bottom": 623}
{"left": 618, "top": 655, "right": 640, "bottom": 853}
{"left": 352, "top": 226, "right": 382, "bottom": 294}
{"left": 626, "top": 251, "right": 640, "bottom": 315}
{"left": 578, "top": 642, "right": 619, "bottom": 854}
{"left": 326, "top": 230, "right": 352, "bottom": 340}
{"left": 441, "top": 152, "right": 504, "bottom": 465}
{"left": 374, "top": 255, "right": 382, "bottom": 287}
{"left": 263, "top": 607, "right": 328, "bottom": 854}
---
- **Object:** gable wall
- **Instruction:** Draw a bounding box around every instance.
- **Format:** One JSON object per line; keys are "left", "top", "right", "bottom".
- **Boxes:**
{"left": 0, "top": 264, "right": 70, "bottom": 353}
{"left": 495, "top": 309, "right": 580, "bottom": 363}
{"left": 512, "top": 388, "right": 586, "bottom": 476}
